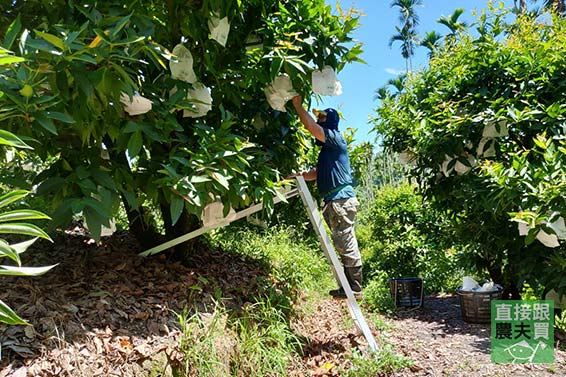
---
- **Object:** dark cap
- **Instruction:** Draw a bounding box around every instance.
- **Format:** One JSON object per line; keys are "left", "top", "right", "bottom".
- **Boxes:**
{"left": 316, "top": 108, "right": 339, "bottom": 130}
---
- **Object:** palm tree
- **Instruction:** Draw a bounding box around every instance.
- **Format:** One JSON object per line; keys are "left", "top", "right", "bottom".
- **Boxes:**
{"left": 514, "top": 0, "right": 528, "bottom": 13}
{"left": 389, "top": 25, "right": 419, "bottom": 72}
{"left": 420, "top": 30, "right": 442, "bottom": 58}
{"left": 387, "top": 74, "right": 407, "bottom": 94}
{"left": 390, "top": 0, "right": 423, "bottom": 73}
{"left": 374, "top": 74, "right": 407, "bottom": 101}
{"left": 437, "top": 8, "right": 468, "bottom": 39}
{"left": 520, "top": 0, "right": 565, "bottom": 15}
{"left": 391, "top": 0, "right": 423, "bottom": 29}
{"left": 374, "top": 86, "right": 389, "bottom": 101}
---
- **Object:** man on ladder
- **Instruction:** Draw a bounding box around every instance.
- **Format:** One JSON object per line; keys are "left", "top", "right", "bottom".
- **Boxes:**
{"left": 288, "top": 95, "right": 363, "bottom": 299}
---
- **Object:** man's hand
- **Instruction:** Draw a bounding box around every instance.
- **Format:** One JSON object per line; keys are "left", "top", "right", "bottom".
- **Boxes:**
{"left": 285, "top": 168, "right": 317, "bottom": 182}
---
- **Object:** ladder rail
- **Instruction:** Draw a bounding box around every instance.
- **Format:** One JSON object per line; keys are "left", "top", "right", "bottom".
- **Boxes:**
{"left": 139, "top": 187, "right": 299, "bottom": 257}
{"left": 295, "top": 176, "right": 378, "bottom": 352}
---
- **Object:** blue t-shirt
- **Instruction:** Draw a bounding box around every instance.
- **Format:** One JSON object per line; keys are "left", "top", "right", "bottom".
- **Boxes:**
{"left": 316, "top": 128, "right": 356, "bottom": 202}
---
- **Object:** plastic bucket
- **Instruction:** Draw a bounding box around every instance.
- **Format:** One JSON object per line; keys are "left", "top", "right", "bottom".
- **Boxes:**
{"left": 389, "top": 277, "right": 424, "bottom": 308}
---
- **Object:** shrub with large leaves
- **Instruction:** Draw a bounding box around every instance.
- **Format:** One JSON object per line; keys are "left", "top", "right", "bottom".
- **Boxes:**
{"left": 0, "top": 1, "right": 363, "bottom": 251}
{"left": 373, "top": 6, "right": 566, "bottom": 298}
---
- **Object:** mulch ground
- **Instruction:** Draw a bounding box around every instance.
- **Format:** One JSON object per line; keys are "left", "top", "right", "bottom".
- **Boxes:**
{"left": 384, "top": 296, "right": 565, "bottom": 377}
{"left": 0, "top": 229, "right": 564, "bottom": 376}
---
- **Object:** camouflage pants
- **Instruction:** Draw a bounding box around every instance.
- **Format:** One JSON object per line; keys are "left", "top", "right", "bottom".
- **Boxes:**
{"left": 322, "top": 197, "right": 362, "bottom": 268}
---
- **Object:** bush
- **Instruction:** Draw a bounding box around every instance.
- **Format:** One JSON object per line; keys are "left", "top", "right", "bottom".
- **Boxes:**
{"left": 359, "top": 182, "right": 463, "bottom": 294}
{"left": 0, "top": 190, "right": 54, "bottom": 325}
{"left": 362, "top": 271, "right": 396, "bottom": 314}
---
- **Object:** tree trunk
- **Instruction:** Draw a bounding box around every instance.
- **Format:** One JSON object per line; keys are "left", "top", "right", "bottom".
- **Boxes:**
{"left": 160, "top": 200, "right": 203, "bottom": 263}
{"left": 102, "top": 135, "right": 163, "bottom": 250}
{"left": 484, "top": 250, "right": 521, "bottom": 300}
{"left": 123, "top": 198, "right": 164, "bottom": 250}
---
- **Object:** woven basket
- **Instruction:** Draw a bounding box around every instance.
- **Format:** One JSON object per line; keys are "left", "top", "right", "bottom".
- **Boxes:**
{"left": 456, "top": 287, "right": 502, "bottom": 323}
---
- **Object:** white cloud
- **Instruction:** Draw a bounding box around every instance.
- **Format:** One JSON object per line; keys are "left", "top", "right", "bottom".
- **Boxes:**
{"left": 385, "top": 68, "right": 404, "bottom": 75}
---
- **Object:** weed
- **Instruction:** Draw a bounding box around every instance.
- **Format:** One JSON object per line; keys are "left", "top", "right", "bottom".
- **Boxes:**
{"left": 342, "top": 345, "right": 413, "bottom": 376}
{"left": 175, "top": 304, "right": 236, "bottom": 377}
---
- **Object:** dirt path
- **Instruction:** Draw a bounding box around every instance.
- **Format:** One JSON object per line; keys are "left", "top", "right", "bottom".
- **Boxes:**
{"left": 286, "top": 294, "right": 565, "bottom": 376}
{"left": 382, "top": 295, "right": 565, "bottom": 376}
{"left": 0, "top": 231, "right": 564, "bottom": 376}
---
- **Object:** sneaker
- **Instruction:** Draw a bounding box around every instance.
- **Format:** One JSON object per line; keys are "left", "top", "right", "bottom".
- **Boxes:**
{"left": 329, "top": 287, "right": 362, "bottom": 299}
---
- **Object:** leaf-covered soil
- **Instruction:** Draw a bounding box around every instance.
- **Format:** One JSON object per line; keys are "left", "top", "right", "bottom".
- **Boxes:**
{"left": 0, "top": 230, "right": 564, "bottom": 376}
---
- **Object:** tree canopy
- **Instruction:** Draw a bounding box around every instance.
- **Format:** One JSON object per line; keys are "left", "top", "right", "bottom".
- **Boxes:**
{"left": 0, "top": 0, "right": 363, "bottom": 249}
{"left": 374, "top": 6, "right": 566, "bottom": 297}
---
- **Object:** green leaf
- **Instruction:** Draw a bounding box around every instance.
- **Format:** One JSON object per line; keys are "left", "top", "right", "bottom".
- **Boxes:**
{"left": 110, "top": 14, "right": 132, "bottom": 38}
{"left": 211, "top": 172, "right": 230, "bottom": 190}
{"left": 0, "top": 190, "right": 28, "bottom": 209}
{"left": 10, "top": 238, "right": 38, "bottom": 255}
{"left": 533, "top": 136, "right": 548, "bottom": 150}
{"left": 190, "top": 175, "right": 212, "bottom": 184}
{"left": 35, "top": 177, "right": 65, "bottom": 195}
{"left": 274, "top": 188, "right": 289, "bottom": 204}
{"left": 2, "top": 15, "right": 22, "bottom": 50}
{"left": 0, "top": 299, "right": 29, "bottom": 325}
{"left": 0, "top": 55, "right": 25, "bottom": 65}
{"left": 110, "top": 62, "right": 137, "bottom": 88}
{"left": 34, "top": 30, "right": 65, "bottom": 50}
{"left": 170, "top": 194, "right": 184, "bottom": 226}
{"left": 110, "top": 36, "right": 145, "bottom": 46}
{"left": 92, "top": 28, "right": 111, "bottom": 44}
{"left": 123, "top": 121, "right": 141, "bottom": 133}
{"left": 0, "top": 264, "right": 56, "bottom": 276}
{"left": 91, "top": 170, "right": 116, "bottom": 190}
{"left": 67, "top": 52, "right": 98, "bottom": 64}
{"left": 0, "top": 240, "right": 21, "bottom": 266}
{"left": 285, "top": 57, "right": 307, "bottom": 74}
{"left": 127, "top": 131, "right": 143, "bottom": 157}
{"left": 0, "top": 130, "right": 33, "bottom": 149}
{"left": 46, "top": 111, "right": 75, "bottom": 124}
{"left": 83, "top": 206, "right": 103, "bottom": 241}
{"left": 0, "top": 223, "right": 51, "bottom": 240}
{"left": 0, "top": 209, "right": 50, "bottom": 223}
{"left": 34, "top": 115, "right": 58, "bottom": 135}
{"left": 120, "top": 189, "right": 138, "bottom": 209}
{"left": 83, "top": 198, "right": 110, "bottom": 220}
{"left": 270, "top": 57, "right": 284, "bottom": 80}
{"left": 75, "top": 166, "right": 90, "bottom": 180}
{"left": 64, "top": 29, "right": 82, "bottom": 47}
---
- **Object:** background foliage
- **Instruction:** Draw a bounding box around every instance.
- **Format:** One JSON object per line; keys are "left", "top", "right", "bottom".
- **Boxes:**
{"left": 373, "top": 6, "right": 566, "bottom": 298}
{"left": 359, "top": 182, "right": 462, "bottom": 296}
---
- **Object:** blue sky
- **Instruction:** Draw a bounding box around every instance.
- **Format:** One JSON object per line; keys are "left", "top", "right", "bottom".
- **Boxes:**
{"left": 316, "top": 0, "right": 515, "bottom": 144}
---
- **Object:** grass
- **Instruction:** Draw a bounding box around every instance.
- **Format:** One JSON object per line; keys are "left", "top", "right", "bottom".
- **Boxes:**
{"left": 170, "top": 224, "right": 413, "bottom": 376}
{"left": 168, "top": 225, "right": 324, "bottom": 376}
{"left": 231, "top": 299, "right": 302, "bottom": 376}
{"left": 175, "top": 304, "right": 235, "bottom": 377}
{"left": 173, "top": 297, "right": 302, "bottom": 376}
{"left": 342, "top": 345, "right": 414, "bottom": 376}
{"left": 210, "top": 224, "right": 334, "bottom": 295}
